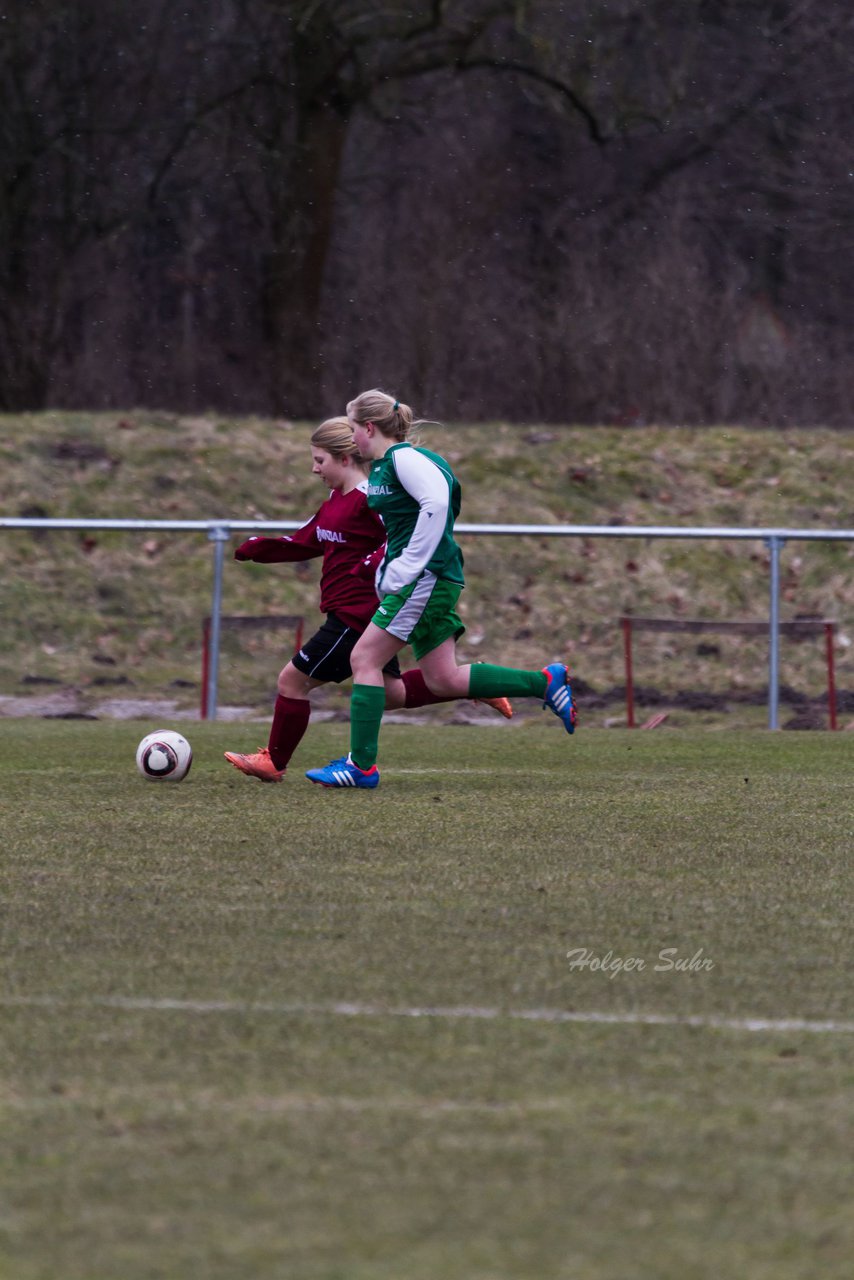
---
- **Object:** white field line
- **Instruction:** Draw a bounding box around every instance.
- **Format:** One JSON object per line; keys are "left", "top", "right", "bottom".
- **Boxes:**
{"left": 0, "top": 1089, "right": 580, "bottom": 1118}
{"left": 2, "top": 995, "right": 853, "bottom": 1035}
{"left": 358, "top": 764, "right": 559, "bottom": 774}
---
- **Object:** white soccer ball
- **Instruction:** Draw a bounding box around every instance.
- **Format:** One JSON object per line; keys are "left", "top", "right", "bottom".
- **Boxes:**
{"left": 136, "top": 729, "right": 193, "bottom": 782}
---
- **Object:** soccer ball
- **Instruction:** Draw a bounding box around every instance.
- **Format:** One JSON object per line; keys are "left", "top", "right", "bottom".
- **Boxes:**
{"left": 136, "top": 729, "right": 193, "bottom": 782}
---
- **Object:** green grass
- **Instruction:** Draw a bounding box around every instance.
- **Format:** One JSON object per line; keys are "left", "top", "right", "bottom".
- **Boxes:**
{"left": 1, "top": 720, "right": 852, "bottom": 1279}
{"left": 2, "top": 412, "right": 854, "bottom": 721}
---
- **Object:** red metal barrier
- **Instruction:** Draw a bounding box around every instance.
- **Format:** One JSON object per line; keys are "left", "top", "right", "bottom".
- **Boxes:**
{"left": 201, "top": 615, "right": 304, "bottom": 720}
{"left": 620, "top": 616, "right": 838, "bottom": 730}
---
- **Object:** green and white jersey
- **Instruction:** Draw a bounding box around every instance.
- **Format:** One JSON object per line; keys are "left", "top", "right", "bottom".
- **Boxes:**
{"left": 366, "top": 442, "right": 465, "bottom": 593}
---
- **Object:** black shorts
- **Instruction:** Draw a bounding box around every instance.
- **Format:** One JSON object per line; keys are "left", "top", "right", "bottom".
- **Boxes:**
{"left": 292, "top": 613, "right": 402, "bottom": 685}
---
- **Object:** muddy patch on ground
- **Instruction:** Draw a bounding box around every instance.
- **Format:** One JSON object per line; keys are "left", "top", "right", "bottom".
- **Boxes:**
{"left": 0, "top": 691, "right": 250, "bottom": 721}
{"left": 2, "top": 679, "right": 851, "bottom": 729}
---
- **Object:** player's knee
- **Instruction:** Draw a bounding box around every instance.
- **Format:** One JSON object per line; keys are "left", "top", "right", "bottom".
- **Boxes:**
{"left": 426, "top": 663, "right": 469, "bottom": 697}
{"left": 423, "top": 673, "right": 456, "bottom": 697}
{"left": 383, "top": 678, "right": 405, "bottom": 710}
{"left": 277, "top": 663, "right": 301, "bottom": 696}
{"left": 351, "top": 649, "right": 377, "bottom": 683}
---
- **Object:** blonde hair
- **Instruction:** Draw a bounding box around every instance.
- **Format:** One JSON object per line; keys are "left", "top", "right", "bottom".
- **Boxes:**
{"left": 310, "top": 416, "right": 366, "bottom": 469}
{"left": 346, "top": 389, "right": 417, "bottom": 443}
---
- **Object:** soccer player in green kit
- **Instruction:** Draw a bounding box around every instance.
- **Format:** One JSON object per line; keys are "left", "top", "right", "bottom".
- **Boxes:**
{"left": 305, "top": 389, "right": 577, "bottom": 789}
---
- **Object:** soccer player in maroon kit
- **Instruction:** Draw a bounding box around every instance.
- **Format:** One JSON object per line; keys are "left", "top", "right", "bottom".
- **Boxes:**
{"left": 224, "top": 417, "right": 511, "bottom": 781}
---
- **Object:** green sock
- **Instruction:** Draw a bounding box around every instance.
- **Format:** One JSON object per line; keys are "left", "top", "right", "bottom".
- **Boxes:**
{"left": 468, "top": 663, "right": 548, "bottom": 700}
{"left": 350, "top": 683, "right": 386, "bottom": 770}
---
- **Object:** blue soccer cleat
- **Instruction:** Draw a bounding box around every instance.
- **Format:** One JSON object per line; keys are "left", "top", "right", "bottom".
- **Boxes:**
{"left": 542, "top": 662, "right": 577, "bottom": 734}
{"left": 305, "top": 754, "right": 380, "bottom": 789}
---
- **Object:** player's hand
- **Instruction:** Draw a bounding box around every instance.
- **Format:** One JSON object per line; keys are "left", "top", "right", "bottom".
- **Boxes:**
{"left": 234, "top": 537, "right": 260, "bottom": 561}
{"left": 377, "top": 556, "right": 413, "bottom": 595}
{"left": 351, "top": 546, "right": 385, "bottom": 579}
{"left": 234, "top": 536, "right": 291, "bottom": 562}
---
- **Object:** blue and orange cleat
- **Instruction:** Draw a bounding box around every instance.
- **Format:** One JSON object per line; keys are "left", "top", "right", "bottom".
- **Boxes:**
{"left": 542, "top": 662, "right": 577, "bottom": 734}
{"left": 305, "top": 754, "right": 380, "bottom": 789}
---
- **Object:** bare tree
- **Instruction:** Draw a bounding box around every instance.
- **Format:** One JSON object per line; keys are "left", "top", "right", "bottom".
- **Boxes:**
{"left": 5, "top": 0, "right": 854, "bottom": 423}
{"left": 0, "top": 1, "right": 181, "bottom": 409}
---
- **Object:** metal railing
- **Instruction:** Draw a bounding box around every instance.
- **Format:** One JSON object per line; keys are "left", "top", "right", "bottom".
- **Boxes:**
{"left": 2, "top": 516, "right": 853, "bottom": 727}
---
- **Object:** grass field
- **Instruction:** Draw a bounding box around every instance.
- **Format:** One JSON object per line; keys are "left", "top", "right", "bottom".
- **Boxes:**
{"left": 1, "top": 717, "right": 852, "bottom": 1279}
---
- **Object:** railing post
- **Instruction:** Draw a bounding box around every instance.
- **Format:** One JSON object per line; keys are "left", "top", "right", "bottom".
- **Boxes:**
{"left": 200, "top": 618, "right": 211, "bottom": 721}
{"left": 205, "top": 525, "right": 230, "bottom": 722}
{"left": 825, "top": 622, "right": 838, "bottom": 731}
{"left": 621, "top": 617, "right": 635, "bottom": 728}
{"left": 765, "top": 535, "right": 784, "bottom": 730}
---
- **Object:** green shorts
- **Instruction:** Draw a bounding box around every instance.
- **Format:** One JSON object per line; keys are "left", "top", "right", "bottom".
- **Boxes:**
{"left": 372, "top": 572, "right": 465, "bottom": 661}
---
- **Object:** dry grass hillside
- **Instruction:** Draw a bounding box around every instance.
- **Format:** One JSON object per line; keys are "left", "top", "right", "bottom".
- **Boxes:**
{"left": 2, "top": 411, "right": 853, "bottom": 727}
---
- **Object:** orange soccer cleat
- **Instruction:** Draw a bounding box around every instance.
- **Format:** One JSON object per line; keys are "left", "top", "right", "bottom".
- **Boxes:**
{"left": 223, "top": 747, "right": 285, "bottom": 782}
{"left": 472, "top": 695, "right": 513, "bottom": 720}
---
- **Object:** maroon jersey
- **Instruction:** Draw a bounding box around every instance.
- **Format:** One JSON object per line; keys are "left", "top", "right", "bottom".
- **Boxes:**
{"left": 234, "top": 482, "right": 385, "bottom": 630}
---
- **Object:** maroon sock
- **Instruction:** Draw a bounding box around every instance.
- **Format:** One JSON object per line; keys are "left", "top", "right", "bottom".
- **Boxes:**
{"left": 402, "top": 669, "right": 454, "bottom": 708}
{"left": 267, "top": 695, "right": 311, "bottom": 769}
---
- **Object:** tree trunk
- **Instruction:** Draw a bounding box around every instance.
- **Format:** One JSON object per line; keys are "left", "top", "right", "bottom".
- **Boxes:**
{"left": 264, "top": 99, "right": 351, "bottom": 415}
